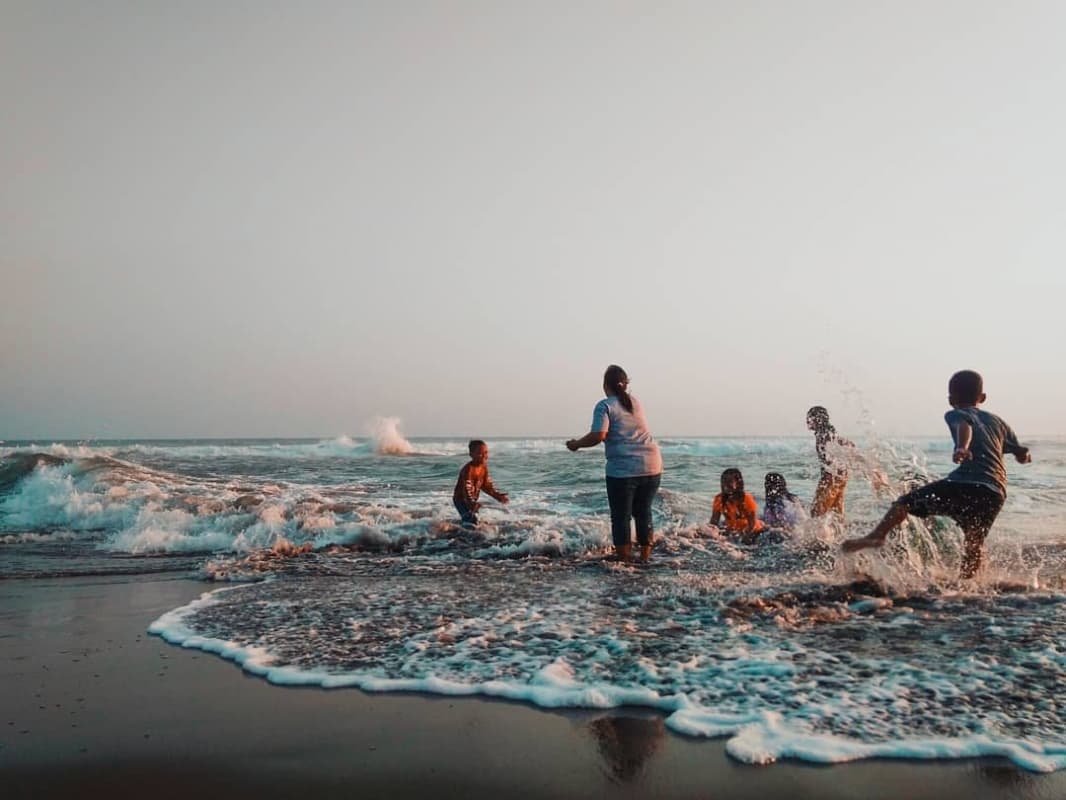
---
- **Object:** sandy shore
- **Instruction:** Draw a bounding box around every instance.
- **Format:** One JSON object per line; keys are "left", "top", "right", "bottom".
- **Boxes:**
{"left": 1, "top": 574, "right": 1061, "bottom": 800}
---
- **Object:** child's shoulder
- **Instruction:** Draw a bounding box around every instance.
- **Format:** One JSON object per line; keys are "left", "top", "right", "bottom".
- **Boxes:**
{"left": 946, "top": 406, "right": 1011, "bottom": 426}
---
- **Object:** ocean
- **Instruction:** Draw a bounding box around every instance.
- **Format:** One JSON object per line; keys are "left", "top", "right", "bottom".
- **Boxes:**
{"left": 2, "top": 428, "right": 1064, "bottom": 771}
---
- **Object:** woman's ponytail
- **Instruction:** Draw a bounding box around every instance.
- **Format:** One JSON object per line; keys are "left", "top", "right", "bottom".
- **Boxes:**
{"left": 603, "top": 365, "right": 634, "bottom": 413}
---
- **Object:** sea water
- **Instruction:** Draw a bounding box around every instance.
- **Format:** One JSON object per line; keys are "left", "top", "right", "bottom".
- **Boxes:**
{"left": 2, "top": 429, "right": 1065, "bottom": 771}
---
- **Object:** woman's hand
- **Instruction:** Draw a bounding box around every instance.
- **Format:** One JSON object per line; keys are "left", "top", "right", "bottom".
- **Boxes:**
{"left": 567, "top": 431, "right": 607, "bottom": 451}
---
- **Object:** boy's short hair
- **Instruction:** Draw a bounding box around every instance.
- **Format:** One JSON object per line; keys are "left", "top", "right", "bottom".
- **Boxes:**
{"left": 468, "top": 439, "right": 487, "bottom": 454}
{"left": 949, "top": 370, "right": 983, "bottom": 404}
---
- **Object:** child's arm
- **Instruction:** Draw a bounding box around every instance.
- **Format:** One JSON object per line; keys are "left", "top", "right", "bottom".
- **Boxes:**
{"left": 483, "top": 473, "right": 509, "bottom": 504}
{"left": 744, "top": 509, "right": 759, "bottom": 534}
{"left": 1002, "top": 425, "right": 1032, "bottom": 463}
{"left": 456, "top": 464, "right": 480, "bottom": 510}
{"left": 743, "top": 494, "right": 759, "bottom": 533}
{"left": 709, "top": 495, "right": 722, "bottom": 527}
{"left": 950, "top": 419, "right": 974, "bottom": 464}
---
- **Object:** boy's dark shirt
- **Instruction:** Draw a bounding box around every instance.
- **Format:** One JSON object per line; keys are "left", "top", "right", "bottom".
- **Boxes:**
{"left": 944, "top": 407, "right": 1024, "bottom": 498}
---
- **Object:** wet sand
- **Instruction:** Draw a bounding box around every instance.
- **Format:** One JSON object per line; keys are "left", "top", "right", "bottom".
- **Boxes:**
{"left": 1, "top": 574, "right": 1062, "bottom": 799}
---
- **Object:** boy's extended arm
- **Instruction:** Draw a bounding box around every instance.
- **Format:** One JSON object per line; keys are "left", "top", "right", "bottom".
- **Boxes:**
{"left": 950, "top": 420, "right": 974, "bottom": 463}
{"left": 483, "top": 473, "right": 509, "bottom": 504}
{"left": 1002, "top": 425, "right": 1032, "bottom": 463}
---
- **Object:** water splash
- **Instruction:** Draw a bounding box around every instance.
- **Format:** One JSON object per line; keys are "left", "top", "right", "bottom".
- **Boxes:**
{"left": 366, "top": 416, "right": 414, "bottom": 455}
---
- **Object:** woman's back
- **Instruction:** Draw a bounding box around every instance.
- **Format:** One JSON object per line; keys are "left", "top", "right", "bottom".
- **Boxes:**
{"left": 593, "top": 394, "right": 662, "bottom": 478}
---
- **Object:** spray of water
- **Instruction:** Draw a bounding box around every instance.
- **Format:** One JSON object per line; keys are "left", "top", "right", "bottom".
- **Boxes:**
{"left": 366, "top": 416, "right": 414, "bottom": 455}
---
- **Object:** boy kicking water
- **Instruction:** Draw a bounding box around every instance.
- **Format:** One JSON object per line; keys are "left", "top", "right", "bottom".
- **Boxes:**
{"left": 453, "top": 440, "right": 509, "bottom": 526}
{"left": 842, "top": 370, "right": 1030, "bottom": 578}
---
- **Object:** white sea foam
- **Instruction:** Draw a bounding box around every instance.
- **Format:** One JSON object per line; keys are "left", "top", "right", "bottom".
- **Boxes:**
{"left": 150, "top": 567, "right": 1066, "bottom": 773}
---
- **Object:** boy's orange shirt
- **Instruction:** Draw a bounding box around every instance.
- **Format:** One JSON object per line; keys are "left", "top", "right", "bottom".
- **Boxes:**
{"left": 454, "top": 462, "right": 497, "bottom": 506}
{"left": 712, "top": 492, "right": 766, "bottom": 533}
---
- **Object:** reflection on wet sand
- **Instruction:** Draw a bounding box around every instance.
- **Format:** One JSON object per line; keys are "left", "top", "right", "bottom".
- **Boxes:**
{"left": 587, "top": 714, "right": 666, "bottom": 782}
{"left": 976, "top": 763, "right": 1037, "bottom": 790}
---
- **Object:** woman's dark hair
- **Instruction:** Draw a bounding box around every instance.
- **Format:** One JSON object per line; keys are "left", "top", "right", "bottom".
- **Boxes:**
{"left": 764, "top": 472, "right": 788, "bottom": 498}
{"left": 603, "top": 365, "right": 634, "bottom": 413}
{"left": 721, "top": 468, "right": 744, "bottom": 497}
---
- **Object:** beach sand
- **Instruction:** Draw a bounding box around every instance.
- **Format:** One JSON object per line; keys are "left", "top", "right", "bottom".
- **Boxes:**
{"left": 1, "top": 575, "right": 1061, "bottom": 800}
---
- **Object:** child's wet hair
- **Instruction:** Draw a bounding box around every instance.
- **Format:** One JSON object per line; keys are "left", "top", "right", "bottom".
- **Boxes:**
{"left": 949, "top": 370, "right": 983, "bottom": 404}
{"left": 468, "top": 439, "right": 487, "bottom": 454}
{"left": 764, "top": 472, "right": 787, "bottom": 497}
{"left": 721, "top": 468, "right": 744, "bottom": 494}
{"left": 806, "top": 406, "right": 831, "bottom": 427}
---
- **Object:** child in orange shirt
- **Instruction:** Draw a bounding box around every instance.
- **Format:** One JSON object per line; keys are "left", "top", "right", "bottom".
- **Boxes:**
{"left": 710, "top": 468, "right": 765, "bottom": 543}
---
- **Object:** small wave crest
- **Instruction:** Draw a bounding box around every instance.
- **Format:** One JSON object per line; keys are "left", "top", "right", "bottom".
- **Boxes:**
{"left": 0, "top": 452, "right": 69, "bottom": 492}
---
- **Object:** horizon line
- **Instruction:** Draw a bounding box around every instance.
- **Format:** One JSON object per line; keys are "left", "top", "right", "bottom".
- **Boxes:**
{"left": 4, "top": 432, "right": 1063, "bottom": 442}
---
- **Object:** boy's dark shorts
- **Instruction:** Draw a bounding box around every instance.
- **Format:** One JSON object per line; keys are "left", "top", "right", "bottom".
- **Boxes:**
{"left": 453, "top": 498, "right": 478, "bottom": 526}
{"left": 897, "top": 480, "right": 1004, "bottom": 537}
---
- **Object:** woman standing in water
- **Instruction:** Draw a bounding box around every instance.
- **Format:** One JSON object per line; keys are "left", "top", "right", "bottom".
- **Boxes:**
{"left": 567, "top": 365, "right": 663, "bottom": 562}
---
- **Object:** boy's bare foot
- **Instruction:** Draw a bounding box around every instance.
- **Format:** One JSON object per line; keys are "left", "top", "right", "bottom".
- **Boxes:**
{"left": 841, "top": 535, "right": 884, "bottom": 553}
{"left": 638, "top": 545, "right": 652, "bottom": 563}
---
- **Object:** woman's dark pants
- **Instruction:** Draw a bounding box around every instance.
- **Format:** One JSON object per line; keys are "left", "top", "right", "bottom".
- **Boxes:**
{"left": 605, "top": 474, "right": 662, "bottom": 547}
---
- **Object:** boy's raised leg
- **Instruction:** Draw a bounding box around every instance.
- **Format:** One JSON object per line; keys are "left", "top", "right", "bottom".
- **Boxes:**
{"left": 959, "top": 530, "right": 985, "bottom": 579}
{"left": 842, "top": 502, "right": 909, "bottom": 552}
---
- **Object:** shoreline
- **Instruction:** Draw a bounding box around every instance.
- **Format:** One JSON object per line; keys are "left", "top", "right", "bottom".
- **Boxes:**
{"left": 2, "top": 573, "right": 1063, "bottom": 799}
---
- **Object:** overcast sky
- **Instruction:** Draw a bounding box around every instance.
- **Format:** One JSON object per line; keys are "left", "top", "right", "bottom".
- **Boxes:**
{"left": 2, "top": 1, "right": 1064, "bottom": 439}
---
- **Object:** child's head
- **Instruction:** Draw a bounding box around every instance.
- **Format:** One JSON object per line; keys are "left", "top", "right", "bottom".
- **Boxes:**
{"left": 468, "top": 439, "right": 488, "bottom": 464}
{"left": 948, "top": 370, "right": 985, "bottom": 408}
{"left": 764, "top": 472, "right": 788, "bottom": 499}
{"left": 721, "top": 468, "right": 744, "bottom": 495}
{"left": 806, "top": 406, "right": 831, "bottom": 431}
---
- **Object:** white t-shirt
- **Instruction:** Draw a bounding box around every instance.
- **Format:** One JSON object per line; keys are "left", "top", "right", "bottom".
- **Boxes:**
{"left": 591, "top": 394, "right": 663, "bottom": 478}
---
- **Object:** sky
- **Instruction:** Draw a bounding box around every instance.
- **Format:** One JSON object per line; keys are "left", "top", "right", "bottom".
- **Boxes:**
{"left": 2, "top": 1, "right": 1064, "bottom": 439}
